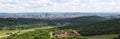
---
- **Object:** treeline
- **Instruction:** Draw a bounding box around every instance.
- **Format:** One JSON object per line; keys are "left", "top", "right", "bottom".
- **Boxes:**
{"left": 53, "top": 16, "right": 106, "bottom": 25}
{"left": 0, "top": 18, "right": 52, "bottom": 30}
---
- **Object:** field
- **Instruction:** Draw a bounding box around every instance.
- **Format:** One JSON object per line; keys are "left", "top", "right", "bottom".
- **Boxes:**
{"left": 86, "top": 34, "right": 119, "bottom": 39}
{"left": 0, "top": 26, "right": 61, "bottom": 39}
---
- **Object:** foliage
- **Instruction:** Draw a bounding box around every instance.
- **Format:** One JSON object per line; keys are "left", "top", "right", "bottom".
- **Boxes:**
{"left": 57, "top": 18, "right": 120, "bottom": 35}
{"left": 113, "top": 35, "right": 120, "bottom": 39}
{"left": 4, "top": 29, "right": 88, "bottom": 39}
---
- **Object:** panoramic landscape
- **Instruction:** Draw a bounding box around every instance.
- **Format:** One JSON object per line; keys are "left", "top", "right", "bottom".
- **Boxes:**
{"left": 0, "top": 0, "right": 120, "bottom": 39}
{"left": 0, "top": 13, "right": 119, "bottom": 39}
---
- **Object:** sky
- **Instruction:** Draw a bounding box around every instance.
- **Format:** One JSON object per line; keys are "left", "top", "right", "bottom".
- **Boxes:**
{"left": 0, "top": 0, "right": 119, "bottom": 13}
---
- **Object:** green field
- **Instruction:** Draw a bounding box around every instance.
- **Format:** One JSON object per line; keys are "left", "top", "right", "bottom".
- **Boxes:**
{"left": 86, "top": 34, "right": 119, "bottom": 39}
{"left": 0, "top": 26, "right": 57, "bottom": 38}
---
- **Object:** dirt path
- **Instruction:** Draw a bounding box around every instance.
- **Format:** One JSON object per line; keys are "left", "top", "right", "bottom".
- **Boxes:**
{"left": 0, "top": 35, "right": 10, "bottom": 39}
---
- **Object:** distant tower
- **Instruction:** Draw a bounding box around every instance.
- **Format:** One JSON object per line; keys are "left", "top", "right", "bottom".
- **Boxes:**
{"left": 43, "top": 13, "right": 47, "bottom": 17}
{"left": 43, "top": 13, "right": 48, "bottom": 18}
{"left": 45, "top": 13, "right": 48, "bottom": 16}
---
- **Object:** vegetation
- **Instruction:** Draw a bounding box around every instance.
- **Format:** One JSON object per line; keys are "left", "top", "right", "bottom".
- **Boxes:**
{"left": 53, "top": 16, "right": 106, "bottom": 25}
{"left": 113, "top": 34, "right": 120, "bottom": 39}
{"left": 0, "top": 18, "right": 51, "bottom": 30}
{"left": 2, "top": 29, "right": 88, "bottom": 39}
{"left": 57, "top": 18, "right": 120, "bottom": 35}
{"left": 86, "top": 34, "right": 119, "bottom": 39}
{"left": 0, "top": 16, "right": 119, "bottom": 39}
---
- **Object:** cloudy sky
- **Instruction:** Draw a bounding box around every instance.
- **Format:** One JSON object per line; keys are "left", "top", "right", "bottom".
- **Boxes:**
{"left": 0, "top": 0, "right": 119, "bottom": 12}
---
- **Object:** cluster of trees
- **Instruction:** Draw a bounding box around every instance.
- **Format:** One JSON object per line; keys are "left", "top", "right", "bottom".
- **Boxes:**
{"left": 114, "top": 35, "right": 120, "bottom": 39}
{"left": 0, "top": 18, "right": 49, "bottom": 30}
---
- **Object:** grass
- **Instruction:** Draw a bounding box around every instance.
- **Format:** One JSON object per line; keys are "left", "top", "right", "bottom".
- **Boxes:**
{"left": 0, "top": 26, "right": 56, "bottom": 36}
{"left": 0, "top": 30, "right": 8, "bottom": 36}
{"left": 0, "top": 30, "right": 19, "bottom": 36}
{"left": 86, "top": 34, "right": 119, "bottom": 39}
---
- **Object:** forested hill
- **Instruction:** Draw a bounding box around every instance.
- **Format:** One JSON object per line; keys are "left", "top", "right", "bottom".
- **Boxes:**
{"left": 53, "top": 16, "right": 107, "bottom": 25}
{"left": 0, "top": 16, "right": 106, "bottom": 25}
{"left": 58, "top": 18, "right": 120, "bottom": 35}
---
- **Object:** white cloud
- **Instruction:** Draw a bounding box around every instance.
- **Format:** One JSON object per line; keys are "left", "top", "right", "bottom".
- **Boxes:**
{"left": 0, "top": 0, "right": 120, "bottom": 12}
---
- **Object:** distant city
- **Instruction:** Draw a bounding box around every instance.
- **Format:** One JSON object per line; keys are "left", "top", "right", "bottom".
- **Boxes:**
{"left": 0, "top": 12, "right": 120, "bottom": 19}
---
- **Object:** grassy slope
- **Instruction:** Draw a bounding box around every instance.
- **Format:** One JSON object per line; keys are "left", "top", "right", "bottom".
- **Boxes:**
{"left": 86, "top": 34, "right": 119, "bottom": 39}
{"left": 0, "top": 26, "right": 55, "bottom": 36}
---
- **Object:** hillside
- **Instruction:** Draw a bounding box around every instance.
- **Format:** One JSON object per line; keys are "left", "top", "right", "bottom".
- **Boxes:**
{"left": 53, "top": 16, "right": 106, "bottom": 25}
{"left": 0, "top": 18, "right": 52, "bottom": 30}
{"left": 58, "top": 18, "right": 120, "bottom": 35}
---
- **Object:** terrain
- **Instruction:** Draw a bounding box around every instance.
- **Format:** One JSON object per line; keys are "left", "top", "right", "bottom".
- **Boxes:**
{"left": 0, "top": 13, "right": 120, "bottom": 39}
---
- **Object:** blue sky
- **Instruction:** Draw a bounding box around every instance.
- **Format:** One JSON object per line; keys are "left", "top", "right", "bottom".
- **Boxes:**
{"left": 0, "top": 0, "right": 119, "bottom": 12}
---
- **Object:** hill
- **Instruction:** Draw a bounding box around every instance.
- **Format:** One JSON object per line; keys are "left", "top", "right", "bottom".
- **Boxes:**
{"left": 58, "top": 18, "right": 120, "bottom": 35}
{"left": 53, "top": 16, "right": 106, "bottom": 25}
